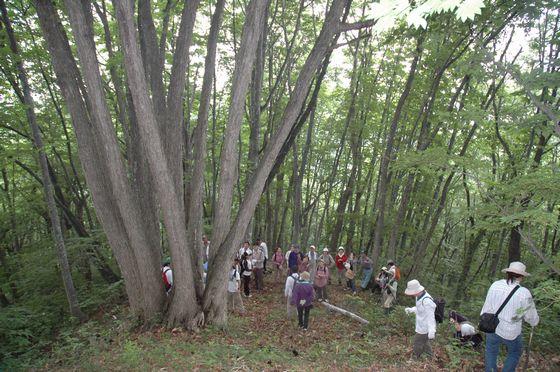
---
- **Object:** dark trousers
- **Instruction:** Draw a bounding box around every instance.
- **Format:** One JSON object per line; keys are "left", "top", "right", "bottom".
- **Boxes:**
{"left": 242, "top": 275, "right": 251, "bottom": 296}
{"left": 347, "top": 278, "right": 356, "bottom": 292}
{"left": 254, "top": 268, "right": 264, "bottom": 290}
{"left": 297, "top": 306, "right": 311, "bottom": 329}
{"left": 315, "top": 286, "right": 327, "bottom": 300}
{"left": 413, "top": 333, "right": 432, "bottom": 359}
{"left": 263, "top": 258, "right": 268, "bottom": 272}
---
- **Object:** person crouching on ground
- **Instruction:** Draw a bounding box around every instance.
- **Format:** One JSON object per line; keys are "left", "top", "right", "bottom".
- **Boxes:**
{"left": 404, "top": 279, "right": 436, "bottom": 359}
{"left": 344, "top": 262, "right": 356, "bottom": 294}
{"left": 227, "top": 258, "right": 245, "bottom": 314}
{"left": 480, "top": 261, "right": 539, "bottom": 372}
{"left": 382, "top": 268, "right": 398, "bottom": 314}
{"left": 291, "top": 271, "right": 314, "bottom": 330}
{"left": 448, "top": 310, "right": 482, "bottom": 348}
{"left": 284, "top": 266, "right": 299, "bottom": 319}
{"left": 314, "top": 259, "right": 329, "bottom": 302}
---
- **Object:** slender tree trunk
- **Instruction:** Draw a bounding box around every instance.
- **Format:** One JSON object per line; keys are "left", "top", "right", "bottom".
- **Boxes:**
{"left": 371, "top": 35, "right": 424, "bottom": 268}
{"left": 65, "top": 0, "right": 165, "bottom": 318}
{"left": 211, "top": 0, "right": 271, "bottom": 253}
{"left": 0, "top": 0, "right": 86, "bottom": 321}
{"left": 203, "top": 0, "right": 352, "bottom": 323}
{"left": 187, "top": 0, "right": 226, "bottom": 322}
{"left": 35, "top": 0, "right": 149, "bottom": 315}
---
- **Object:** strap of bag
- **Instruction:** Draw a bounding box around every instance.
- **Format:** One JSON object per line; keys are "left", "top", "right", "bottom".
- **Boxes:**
{"left": 496, "top": 285, "right": 520, "bottom": 316}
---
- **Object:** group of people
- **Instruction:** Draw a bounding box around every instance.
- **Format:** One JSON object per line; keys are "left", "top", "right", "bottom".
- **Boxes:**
{"left": 165, "top": 238, "right": 540, "bottom": 372}
{"left": 403, "top": 261, "right": 539, "bottom": 372}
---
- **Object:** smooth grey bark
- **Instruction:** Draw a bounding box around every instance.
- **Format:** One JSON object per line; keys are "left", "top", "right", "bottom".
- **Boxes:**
{"left": 245, "top": 13, "right": 267, "bottom": 240}
{"left": 0, "top": 0, "right": 86, "bottom": 321}
{"left": 34, "top": 0, "right": 147, "bottom": 315}
{"left": 164, "top": 0, "right": 201, "bottom": 200}
{"left": 138, "top": 0, "right": 166, "bottom": 124}
{"left": 211, "top": 0, "right": 270, "bottom": 253}
{"left": 64, "top": 0, "right": 164, "bottom": 317}
{"left": 113, "top": 0, "right": 201, "bottom": 328}
{"left": 203, "top": 0, "right": 351, "bottom": 324}
{"left": 371, "top": 34, "right": 424, "bottom": 270}
{"left": 186, "top": 0, "right": 226, "bottom": 315}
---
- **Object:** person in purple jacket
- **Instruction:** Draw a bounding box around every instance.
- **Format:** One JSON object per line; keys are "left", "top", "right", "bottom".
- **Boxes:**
{"left": 291, "top": 271, "right": 314, "bottom": 330}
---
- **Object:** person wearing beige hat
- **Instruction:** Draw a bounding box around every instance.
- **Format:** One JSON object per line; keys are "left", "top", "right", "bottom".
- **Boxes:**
{"left": 481, "top": 261, "right": 539, "bottom": 372}
{"left": 404, "top": 279, "right": 437, "bottom": 359}
{"left": 320, "top": 248, "right": 335, "bottom": 269}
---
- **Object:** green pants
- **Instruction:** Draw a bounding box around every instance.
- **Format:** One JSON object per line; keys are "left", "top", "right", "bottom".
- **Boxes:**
{"left": 413, "top": 333, "right": 433, "bottom": 359}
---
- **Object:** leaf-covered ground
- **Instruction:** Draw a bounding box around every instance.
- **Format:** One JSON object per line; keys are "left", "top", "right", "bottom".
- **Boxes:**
{"left": 43, "top": 273, "right": 559, "bottom": 371}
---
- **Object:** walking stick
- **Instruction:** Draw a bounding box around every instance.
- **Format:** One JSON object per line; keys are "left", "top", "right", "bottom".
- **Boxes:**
{"left": 522, "top": 327, "right": 534, "bottom": 371}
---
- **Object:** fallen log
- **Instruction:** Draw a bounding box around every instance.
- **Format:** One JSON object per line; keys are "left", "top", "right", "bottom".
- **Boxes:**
{"left": 321, "top": 301, "right": 369, "bottom": 324}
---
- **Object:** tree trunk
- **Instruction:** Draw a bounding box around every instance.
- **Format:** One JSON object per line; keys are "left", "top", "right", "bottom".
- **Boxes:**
{"left": 211, "top": 0, "right": 271, "bottom": 253}
{"left": 35, "top": 0, "right": 149, "bottom": 315}
{"left": 186, "top": 0, "right": 226, "bottom": 319}
{"left": 113, "top": 0, "right": 202, "bottom": 328}
{"left": 203, "top": 0, "right": 351, "bottom": 325}
{"left": 371, "top": 34, "right": 424, "bottom": 268}
{"left": 65, "top": 0, "right": 165, "bottom": 318}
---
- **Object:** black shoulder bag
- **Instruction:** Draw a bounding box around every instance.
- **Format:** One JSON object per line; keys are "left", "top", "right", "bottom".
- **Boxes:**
{"left": 479, "top": 285, "right": 520, "bottom": 333}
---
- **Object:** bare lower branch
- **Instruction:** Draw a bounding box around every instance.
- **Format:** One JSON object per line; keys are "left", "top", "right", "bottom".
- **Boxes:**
{"left": 338, "top": 18, "right": 375, "bottom": 32}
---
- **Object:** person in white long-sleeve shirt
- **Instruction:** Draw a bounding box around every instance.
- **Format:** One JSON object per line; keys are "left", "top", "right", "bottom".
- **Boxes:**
{"left": 284, "top": 267, "right": 299, "bottom": 319}
{"left": 481, "top": 261, "right": 539, "bottom": 372}
{"left": 404, "top": 279, "right": 436, "bottom": 359}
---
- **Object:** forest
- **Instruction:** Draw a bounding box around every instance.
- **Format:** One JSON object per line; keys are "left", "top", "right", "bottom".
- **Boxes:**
{"left": 0, "top": 0, "right": 559, "bottom": 370}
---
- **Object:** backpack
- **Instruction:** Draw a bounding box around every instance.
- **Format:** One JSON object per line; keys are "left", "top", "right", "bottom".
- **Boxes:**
{"left": 394, "top": 266, "right": 401, "bottom": 281}
{"left": 431, "top": 297, "right": 446, "bottom": 323}
{"left": 162, "top": 268, "right": 172, "bottom": 291}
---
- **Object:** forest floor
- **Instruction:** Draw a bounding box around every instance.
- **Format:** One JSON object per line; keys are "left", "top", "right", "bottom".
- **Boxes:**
{"left": 42, "top": 273, "right": 558, "bottom": 371}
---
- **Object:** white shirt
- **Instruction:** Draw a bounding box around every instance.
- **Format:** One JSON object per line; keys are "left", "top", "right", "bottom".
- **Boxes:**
{"left": 228, "top": 268, "right": 240, "bottom": 292}
{"left": 284, "top": 273, "right": 299, "bottom": 297}
{"left": 242, "top": 259, "right": 253, "bottom": 276}
{"left": 460, "top": 323, "right": 476, "bottom": 337}
{"left": 238, "top": 247, "right": 252, "bottom": 258}
{"left": 409, "top": 292, "right": 437, "bottom": 335}
{"left": 308, "top": 251, "right": 318, "bottom": 263}
{"left": 481, "top": 279, "right": 539, "bottom": 340}
{"left": 162, "top": 266, "right": 173, "bottom": 286}
{"left": 260, "top": 242, "right": 268, "bottom": 259}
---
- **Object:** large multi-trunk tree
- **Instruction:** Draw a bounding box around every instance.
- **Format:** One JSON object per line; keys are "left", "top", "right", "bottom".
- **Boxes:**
{"left": 32, "top": 0, "right": 372, "bottom": 327}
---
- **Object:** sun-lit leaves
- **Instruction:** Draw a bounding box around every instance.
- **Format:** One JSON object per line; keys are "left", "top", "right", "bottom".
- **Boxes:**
{"left": 369, "top": 0, "right": 487, "bottom": 31}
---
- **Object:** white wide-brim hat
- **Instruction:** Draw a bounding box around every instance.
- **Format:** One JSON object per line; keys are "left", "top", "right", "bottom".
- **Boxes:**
{"left": 338, "top": 246, "right": 345, "bottom": 251}
{"left": 323, "top": 248, "right": 329, "bottom": 252}
{"left": 502, "top": 261, "right": 530, "bottom": 276}
{"left": 404, "top": 279, "right": 425, "bottom": 295}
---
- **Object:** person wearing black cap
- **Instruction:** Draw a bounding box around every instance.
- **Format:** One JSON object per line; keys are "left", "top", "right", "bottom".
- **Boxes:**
{"left": 448, "top": 310, "right": 482, "bottom": 348}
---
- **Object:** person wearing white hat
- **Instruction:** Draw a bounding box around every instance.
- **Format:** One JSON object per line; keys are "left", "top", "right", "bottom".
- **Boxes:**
{"left": 481, "top": 261, "right": 539, "bottom": 372}
{"left": 404, "top": 279, "right": 436, "bottom": 359}
{"left": 335, "top": 247, "right": 348, "bottom": 285}
{"left": 320, "top": 248, "right": 335, "bottom": 269}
